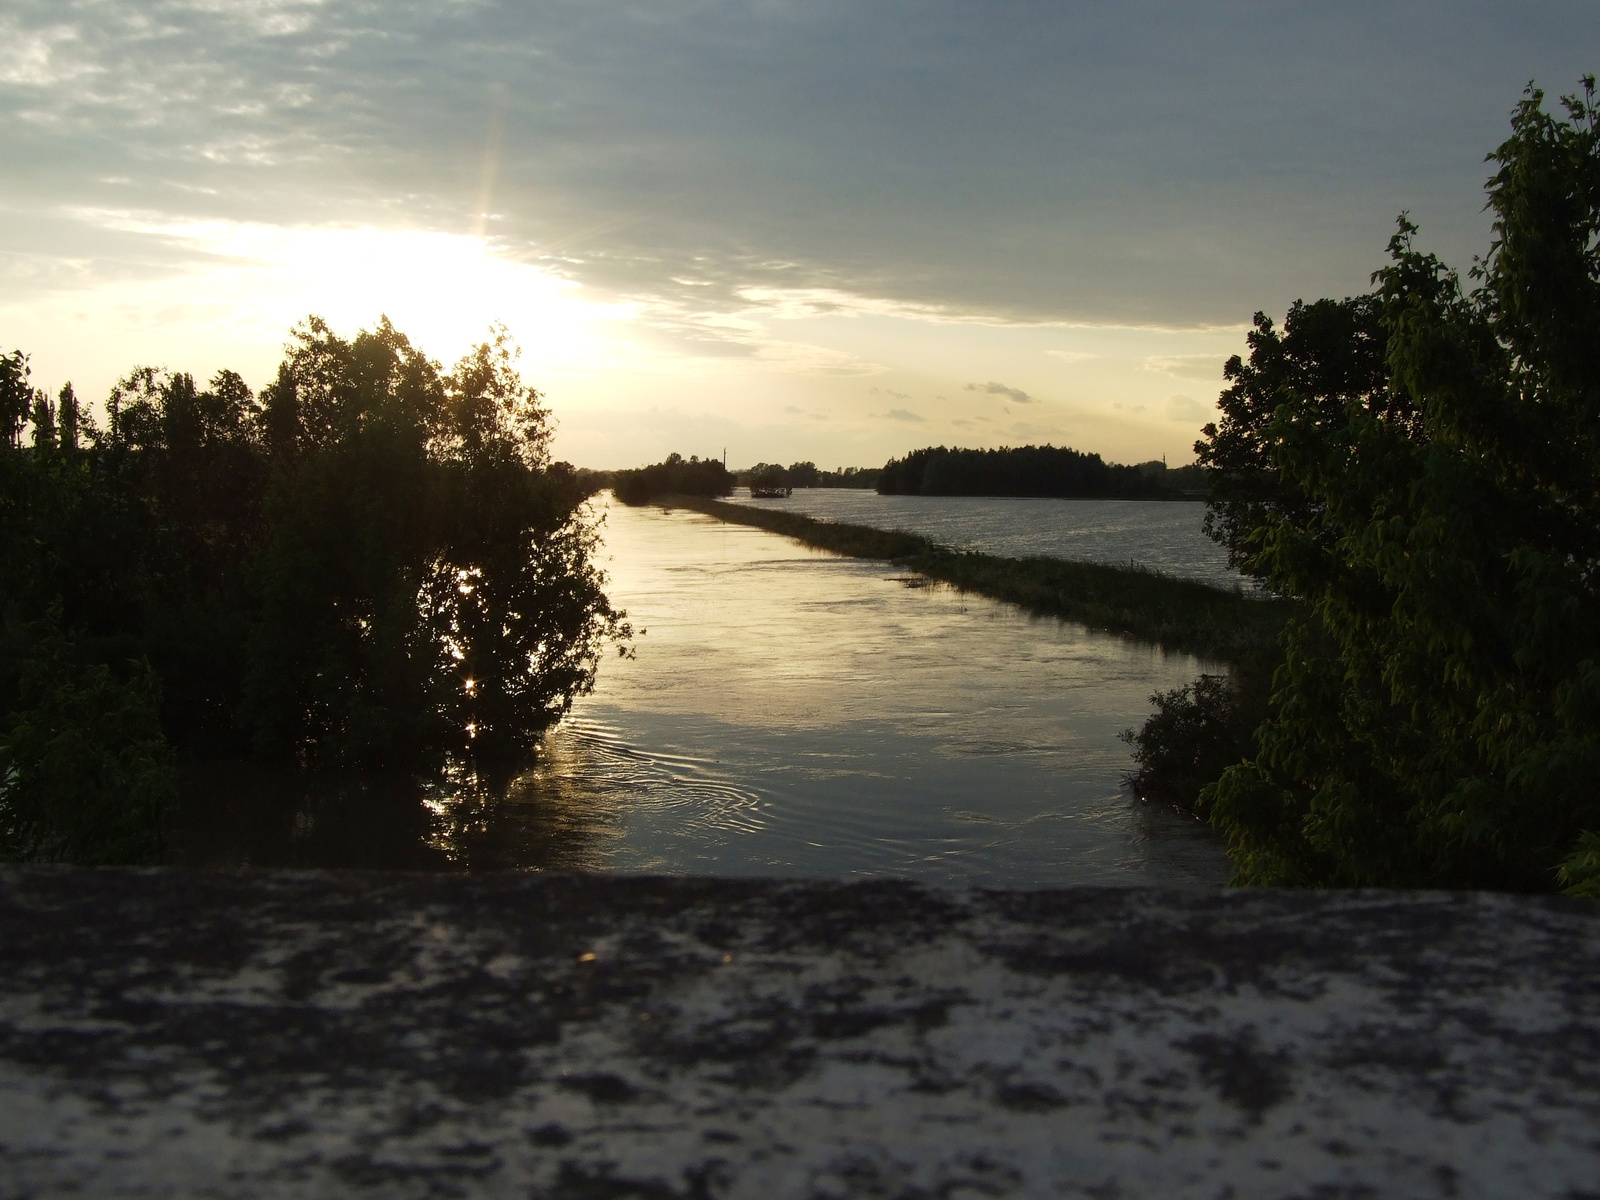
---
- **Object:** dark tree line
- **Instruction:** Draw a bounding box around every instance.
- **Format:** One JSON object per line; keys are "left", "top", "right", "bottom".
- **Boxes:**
{"left": 810, "top": 465, "right": 881, "bottom": 488}
{"left": 612, "top": 453, "right": 734, "bottom": 505}
{"left": 740, "top": 462, "right": 881, "bottom": 489}
{"left": 0, "top": 319, "right": 626, "bottom": 863}
{"left": 1134, "top": 78, "right": 1600, "bottom": 894}
{"left": 875, "top": 445, "right": 1193, "bottom": 498}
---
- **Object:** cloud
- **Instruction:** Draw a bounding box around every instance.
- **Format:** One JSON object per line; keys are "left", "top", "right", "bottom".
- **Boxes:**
{"left": 870, "top": 386, "right": 912, "bottom": 401}
{"left": 1, "top": 0, "right": 1589, "bottom": 345}
{"left": 951, "top": 418, "right": 974, "bottom": 427}
{"left": 0, "top": 21, "right": 99, "bottom": 86}
{"left": 632, "top": 295, "right": 887, "bottom": 374}
{"left": 881, "top": 408, "right": 925, "bottom": 422}
{"left": 3, "top": 0, "right": 1594, "bottom": 461}
{"left": 737, "top": 287, "right": 1008, "bottom": 327}
{"left": 1144, "top": 354, "right": 1226, "bottom": 382}
{"left": 1008, "top": 421, "right": 1068, "bottom": 440}
{"left": 965, "top": 381, "right": 1037, "bottom": 405}
{"left": 1164, "top": 394, "right": 1215, "bottom": 422}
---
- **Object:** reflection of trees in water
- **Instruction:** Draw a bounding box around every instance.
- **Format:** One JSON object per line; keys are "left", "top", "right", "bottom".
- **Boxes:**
{"left": 176, "top": 763, "right": 450, "bottom": 870}
{"left": 422, "top": 733, "right": 620, "bottom": 872}
{"left": 175, "top": 731, "right": 621, "bottom": 872}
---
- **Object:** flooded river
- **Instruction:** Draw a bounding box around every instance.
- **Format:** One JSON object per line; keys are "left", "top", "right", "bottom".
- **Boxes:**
{"left": 181, "top": 496, "right": 1231, "bottom": 886}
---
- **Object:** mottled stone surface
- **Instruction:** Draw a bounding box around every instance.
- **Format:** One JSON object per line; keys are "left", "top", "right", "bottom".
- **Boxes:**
{"left": 0, "top": 869, "right": 1597, "bottom": 1198}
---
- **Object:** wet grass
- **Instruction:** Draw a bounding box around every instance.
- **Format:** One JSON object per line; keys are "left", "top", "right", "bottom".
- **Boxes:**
{"left": 655, "top": 495, "right": 1292, "bottom": 663}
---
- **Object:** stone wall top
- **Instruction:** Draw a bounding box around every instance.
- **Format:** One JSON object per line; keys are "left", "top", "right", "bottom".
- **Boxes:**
{"left": 1, "top": 868, "right": 1597, "bottom": 1197}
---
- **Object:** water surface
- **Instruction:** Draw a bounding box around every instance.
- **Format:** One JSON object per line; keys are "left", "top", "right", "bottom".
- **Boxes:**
{"left": 454, "top": 499, "right": 1226, "bottom": 885}
{"left": 183, "top": 498, "right": 1229, "bottom": 887}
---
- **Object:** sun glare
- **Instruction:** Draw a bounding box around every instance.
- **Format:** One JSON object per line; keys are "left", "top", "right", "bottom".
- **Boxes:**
{"left": 88, "top": 212, "right": 638, "bottom": 372}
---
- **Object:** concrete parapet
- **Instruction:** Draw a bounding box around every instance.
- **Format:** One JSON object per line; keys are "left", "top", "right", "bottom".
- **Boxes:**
{"left": 1, "top": 868, "right": 1596, "bottom": 1197}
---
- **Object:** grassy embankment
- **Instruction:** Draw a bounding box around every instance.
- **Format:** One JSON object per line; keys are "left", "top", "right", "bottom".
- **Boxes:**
{"left": 655, "top": 495, "right": 1290, "bottom": 664}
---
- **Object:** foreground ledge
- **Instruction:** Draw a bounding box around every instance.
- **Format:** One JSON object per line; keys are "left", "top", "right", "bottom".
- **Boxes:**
{"left": 1, "top": 869, "right": 1596, "bottom": 1198}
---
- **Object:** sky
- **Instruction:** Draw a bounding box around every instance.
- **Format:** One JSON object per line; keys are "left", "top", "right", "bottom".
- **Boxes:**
{"left": 3, "top": 1, "right": 1597, "bottom": 469}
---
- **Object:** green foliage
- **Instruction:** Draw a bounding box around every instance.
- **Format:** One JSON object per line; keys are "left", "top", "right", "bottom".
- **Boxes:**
{"left": 245, "top": 319, "right": 625, "bottom": 766}
{"left": 810, "top": 465, "right": 881, "bottom": 489}
{"left": 1556, "top": 831, "right": 1600, "bottom": 898}
{"left": 1197, "top": 296, "right": 1394, "bottom": 575}
{"left": 745, "top": 462, "right": 791, "bottom": 494}
{"left": 0, "top": 622, "right": 175, "bottom": 864}
{"left": 666, "top": 495, "right": 933, "bottom": 557}
{"left": 1196, "top": 79, "right": 1600, "bottom": 889}
{"left": 1, "top": 349, "right": 32, "bottom": 447}
{"left": 904, "top": 553, "right": 1283, "bottom": 662}
{"left": 613, "top": 452, "right": 733, "bottom": 504}
{"left": 1122, "top": 671, "right": 1271, "bottom": 817}
{"left": 0, "top": 317, "right": 625, "bottom": 859}
{"left": 785, "top": 461, "right": 820, "bottom": 487}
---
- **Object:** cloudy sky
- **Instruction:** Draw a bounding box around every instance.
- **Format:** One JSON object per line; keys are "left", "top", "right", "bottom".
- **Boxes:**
{"left": 4, "top": 1, "right": 1596, "bottom": 468}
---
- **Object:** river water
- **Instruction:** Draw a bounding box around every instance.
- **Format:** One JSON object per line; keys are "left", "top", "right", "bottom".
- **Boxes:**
{"left": 180, "top": 496, "right": 1231, "bottom": 886}
{"left": 723, "top": 488, "right": 1235, "bottom": 585}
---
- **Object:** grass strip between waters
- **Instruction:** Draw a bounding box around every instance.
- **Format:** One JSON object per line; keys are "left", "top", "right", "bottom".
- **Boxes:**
{"left": 653, "top": 494, "right": 1291, "bottom": 663}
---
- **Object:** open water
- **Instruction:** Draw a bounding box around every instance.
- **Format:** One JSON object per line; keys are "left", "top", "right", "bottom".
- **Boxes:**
{"left": 181, "top": 495, "right": 1231, "bottom": 886}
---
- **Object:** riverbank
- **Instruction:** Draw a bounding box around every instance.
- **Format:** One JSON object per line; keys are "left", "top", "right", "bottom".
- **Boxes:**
{"left": 656, "top": 494, "right": 1290, "bottom": 662}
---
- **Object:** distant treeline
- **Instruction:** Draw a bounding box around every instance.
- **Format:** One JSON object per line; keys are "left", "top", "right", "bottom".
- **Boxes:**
{"left": 609, "top": 456, "right": 881, "bottom": 503}
{"left": 876, "top": 445, "right": 1205, "bottom": 498}
{"left": 780, "top": 462, "right": 881, "bottom": 489}
{"left": 612, "top": 453, "right": 733, "bottom": 505}
{"left": 738, "top": 462, "right": 881, "bottom": 489}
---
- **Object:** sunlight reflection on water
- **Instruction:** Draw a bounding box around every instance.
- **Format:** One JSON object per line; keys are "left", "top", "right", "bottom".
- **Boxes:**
{"left": 451, "top": 497, "right": 1231, "bottom": 887}
{"left": 180, "top": 496, "right": 1232, "bottom": 885}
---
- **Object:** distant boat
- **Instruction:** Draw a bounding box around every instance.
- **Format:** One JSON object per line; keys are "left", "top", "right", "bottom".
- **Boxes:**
{"left": 749, "top": 485, "right": 792, "bottom": 498}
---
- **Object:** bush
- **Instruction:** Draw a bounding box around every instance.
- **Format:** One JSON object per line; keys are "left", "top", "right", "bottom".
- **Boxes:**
{"left": 0, "top": 627, "right": 175, "bottom": 864}
{"left": 1122, "top": 673, "right": 1267, "bottom": 817}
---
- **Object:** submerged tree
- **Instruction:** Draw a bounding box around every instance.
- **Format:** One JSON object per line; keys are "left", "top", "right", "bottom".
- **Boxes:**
{"left": 0, "top": 318, "right": 626, "bottom": 861}
{"left": 1196, "top": 78, "right": 1600, "bottom": 890}
{"left": 245, "top": 317, "right": 628, "bottom": 765}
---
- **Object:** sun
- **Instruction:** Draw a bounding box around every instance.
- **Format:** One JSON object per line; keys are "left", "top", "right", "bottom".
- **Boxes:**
{"left": 237, "top": 225, "right": 608, "bottom": 362}
{"left": 85, "top": 212, "right": 637, "bottom": 374}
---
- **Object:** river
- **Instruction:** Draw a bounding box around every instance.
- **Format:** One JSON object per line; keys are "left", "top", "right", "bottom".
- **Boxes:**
{"left": 180, "top": 495, "right": 1231, "bottom": 886}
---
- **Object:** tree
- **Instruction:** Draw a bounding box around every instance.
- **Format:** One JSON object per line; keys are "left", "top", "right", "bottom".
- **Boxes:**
{"left": 0, "top": 621, "right": 174, "bottom": 864}
{"left": 0, "top": 317, "right": 627, "bottom": 861}
{"left": 1198, "top": 78, "right": 1600, "bottom": 890}
{"left": 244, "top": 318, "right": 625, "bottom": 765}
{"left": 612, "top": 453, "right": 733, "bottom": 504}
